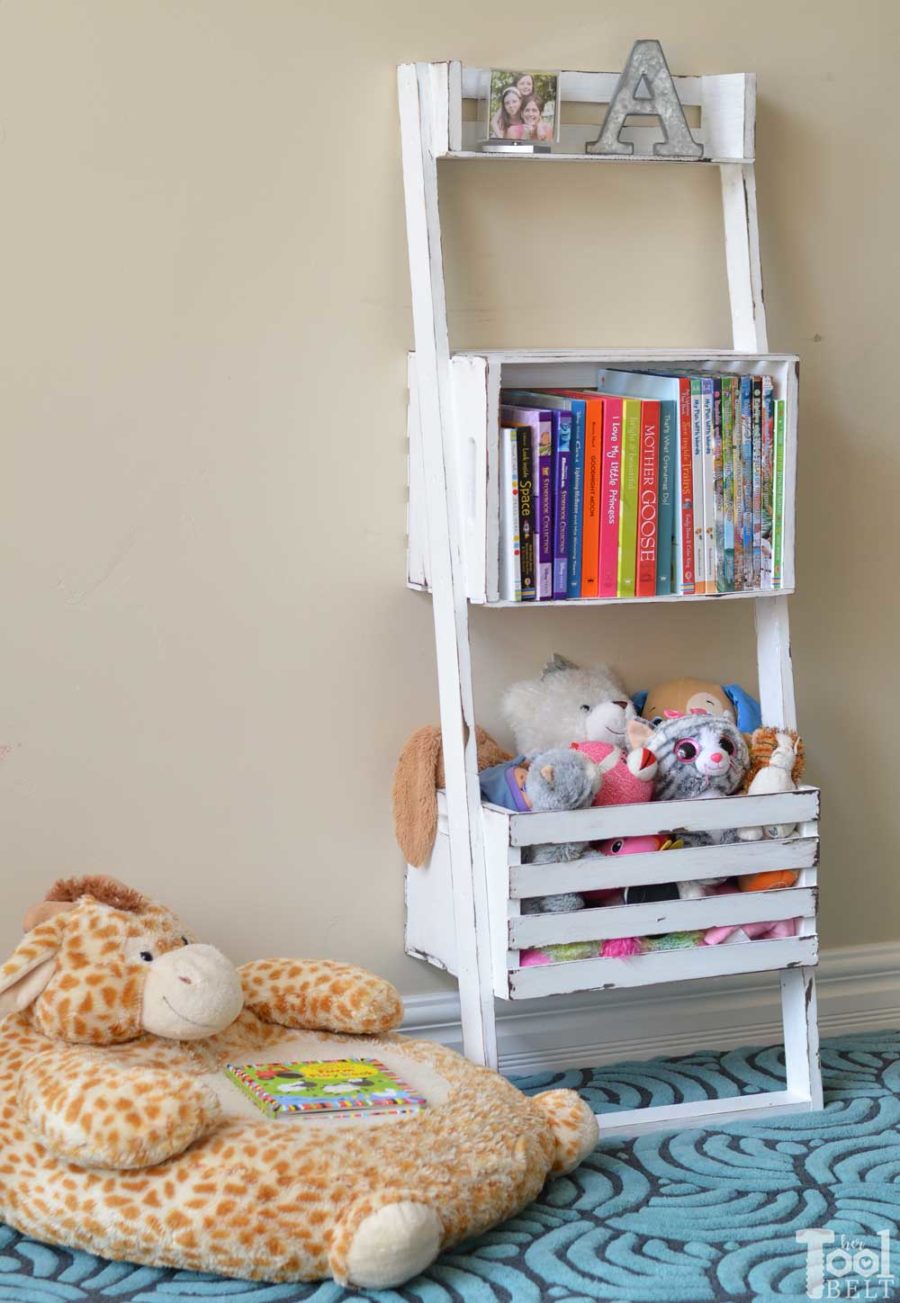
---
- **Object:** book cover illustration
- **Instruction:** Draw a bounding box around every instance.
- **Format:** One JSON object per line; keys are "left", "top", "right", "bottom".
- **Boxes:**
{"left": 224, "top": 1058, "right": 428, "bottom": 1119}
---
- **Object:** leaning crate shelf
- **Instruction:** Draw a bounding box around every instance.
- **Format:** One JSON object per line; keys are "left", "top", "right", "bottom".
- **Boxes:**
{"left": 407, "top": 348, "right": 799, "bottom": 604}
{"left": 398, "top": 58, "right": 822, "bottom": 1133}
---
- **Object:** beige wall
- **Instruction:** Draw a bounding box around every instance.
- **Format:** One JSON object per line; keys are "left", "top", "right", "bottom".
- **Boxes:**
{"left": 0, "top": 0, "right": 897, "bottom": 991}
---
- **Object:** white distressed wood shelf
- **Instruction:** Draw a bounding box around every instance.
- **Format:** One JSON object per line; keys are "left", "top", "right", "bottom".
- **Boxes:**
{"left": 407, "top": 348, "right": 799, "bottom": 604}
{"left": 398, "top": 58, "right": 822, "bottom": 1135}
{"left": 421, "top": 63, "right": 756, "bottom": 163}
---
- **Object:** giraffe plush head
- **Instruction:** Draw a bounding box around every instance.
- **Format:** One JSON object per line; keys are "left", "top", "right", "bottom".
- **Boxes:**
{"left": 0, "top": 876, "right": 243, "bottom": 1044}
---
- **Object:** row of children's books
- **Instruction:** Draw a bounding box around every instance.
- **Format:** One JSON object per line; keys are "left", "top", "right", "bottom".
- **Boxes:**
{"left": 499, "top": 368, "right": 789, "bottom": 601}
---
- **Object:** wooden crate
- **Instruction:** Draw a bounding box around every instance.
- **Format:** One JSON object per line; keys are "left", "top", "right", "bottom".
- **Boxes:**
{"left": 407, "top": 786, "right": 818, "bottom": 1001}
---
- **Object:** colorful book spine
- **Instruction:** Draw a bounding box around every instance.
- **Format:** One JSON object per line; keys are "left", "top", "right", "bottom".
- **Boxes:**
{"left": 720, "top": 376, "right": 736, "bottom": 592}
{"left": 772, "top": 398, "right": 786, "bottom": 589}
{"left": 690, "top": 379, "right": 706, "bottom": 594}
{"left": 499, "top": 427, "right": 522, "bottom": 601}
{"left": 565, "top": 401, "right": 586, "bottom": 598}
{"left": 751, "top": 376, "right": 762, "bottom": 588}
{"left": 552, "top": 412, "right": 572, "bottom": 599}
{"left": 760, "top": 377, "right": 775, "bottom": 590}
{"left": 731, "top": 379, "right": 744, "bottom": 590}
{"left": 676, "top": 377, "right": 695, "bottom": 594}
{"left": 580, "top": 398, "right": 604, "bottom": 597}
{"left": 617, "top": 399, "right": 641, "bottom": 597}
{"left": 739, "top": 377, "right": 754, "bottom": 589}
{"left": 656, "top": 400, "right": 676, "bottom": 596}
{"left": 503, "top": 389, "right": 586, "bottom": 600}
{"left": 701, "top": 377, "right": 716, "bottom": 595}
{"left": 712, "top": 377, "right": 725, "bottom": 594}
{"left": 514, "top": 423, "right": 536, "bottom": 600}
{"left": 636, "top": 400, "right": 659, "bottom": 597}
{"left": 598, "top": 397, "right": 622, "bottom": 599}
{"left": 537, "top": 413, "right": 553, "bottom": 599}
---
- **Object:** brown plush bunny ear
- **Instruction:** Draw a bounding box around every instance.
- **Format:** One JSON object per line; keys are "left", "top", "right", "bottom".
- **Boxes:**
{"left": 392, "top": 726, "right": 513, "bottom": 866}
{"left": 0, "top": 911, "right": 70, "bottom": 1017}
{"left": 392, "top": 726, "right": 444, "bottom": 868}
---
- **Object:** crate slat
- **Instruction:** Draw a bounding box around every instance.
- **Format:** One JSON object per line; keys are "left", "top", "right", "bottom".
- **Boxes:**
{"left": 510, "top": 886, "right": 816, "bottom": 947}
{"left": 510, "top": 835, "right": 818, "bottom": 897}
{"left": 507, "top": 935, "right": 818, "bottom": 998}
{"left": 508, "top": 787, "right": 820, "bottom": 847}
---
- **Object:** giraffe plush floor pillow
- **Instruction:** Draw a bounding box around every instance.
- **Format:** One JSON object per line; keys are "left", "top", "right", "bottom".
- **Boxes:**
{"left": 0, "top": 877, "right": 598, "bottom": 1288}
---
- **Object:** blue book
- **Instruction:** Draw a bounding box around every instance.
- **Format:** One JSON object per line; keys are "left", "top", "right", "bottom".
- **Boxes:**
{"left": 552, "top": 411, "right": 573, "bottom": 599}
{"left": 501, "top": 389, "right": 585, "bottom": 598}
{"left": 656, "top": 400, "right": 676, "bottom": 595}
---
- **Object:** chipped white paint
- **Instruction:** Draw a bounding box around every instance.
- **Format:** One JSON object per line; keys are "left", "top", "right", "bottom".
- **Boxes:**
{"left": 398, "top": 60, "right": 821, "bottom": 1128}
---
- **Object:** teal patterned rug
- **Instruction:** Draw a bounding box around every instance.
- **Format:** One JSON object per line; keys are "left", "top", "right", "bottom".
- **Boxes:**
{"left": 1, "top": 1030, "right": 899, "bottom": 1303}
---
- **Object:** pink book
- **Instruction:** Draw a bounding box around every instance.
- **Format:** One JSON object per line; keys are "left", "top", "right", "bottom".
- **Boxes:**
{"left": 636, "top": 400, "right": 660, "bottom": 597}
{"left": 598, "top": 397, "right": 623, "bottom": 598}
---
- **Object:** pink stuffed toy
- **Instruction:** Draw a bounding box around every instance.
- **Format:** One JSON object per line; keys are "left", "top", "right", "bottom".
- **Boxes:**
{"left": 704, "top": 918, "right": 798, "bottom": 945}
{"left": 570, "top": 741, "right": 657, "bottom": 806}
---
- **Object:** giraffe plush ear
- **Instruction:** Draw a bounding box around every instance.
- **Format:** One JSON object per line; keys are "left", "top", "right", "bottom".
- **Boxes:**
{"left": 0, "top": 913, "right": 68, "bottom": 1017}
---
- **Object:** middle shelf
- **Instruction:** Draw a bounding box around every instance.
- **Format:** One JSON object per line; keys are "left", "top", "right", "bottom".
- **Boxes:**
{"left": 407, "top": 348, "right": 799, "bottom": 608}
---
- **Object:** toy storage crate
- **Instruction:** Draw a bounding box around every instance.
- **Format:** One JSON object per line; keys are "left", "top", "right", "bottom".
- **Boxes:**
{"left": 406, "top": 786, "right": 819, "bottom": 1000}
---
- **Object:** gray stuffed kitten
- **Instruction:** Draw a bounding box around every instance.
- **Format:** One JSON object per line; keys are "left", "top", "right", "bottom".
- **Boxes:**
{"left": 520, "top": 748, "right": 602, "bottom": 916}
{"left": 625, "top": 714, "right": 749, "bottom": 900}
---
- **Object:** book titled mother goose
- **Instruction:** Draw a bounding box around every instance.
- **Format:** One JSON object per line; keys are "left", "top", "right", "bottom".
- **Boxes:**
{"left": 224, "top": 1056, "right": 428, "bottom": 1118}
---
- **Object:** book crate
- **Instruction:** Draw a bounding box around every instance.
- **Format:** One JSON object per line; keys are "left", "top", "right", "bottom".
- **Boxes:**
{"left": 407, "top": 348, "right": 799, "bottom": 605}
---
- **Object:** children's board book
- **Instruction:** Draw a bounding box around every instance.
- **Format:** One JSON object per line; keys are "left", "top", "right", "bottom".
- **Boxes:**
{"left": 224, "top": 1057, "right": 428, "bottom": 1119}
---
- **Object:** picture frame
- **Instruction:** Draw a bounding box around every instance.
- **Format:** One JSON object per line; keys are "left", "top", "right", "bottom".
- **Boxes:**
{"left": 485, "top": 69, "right": 560, "bottom": 145}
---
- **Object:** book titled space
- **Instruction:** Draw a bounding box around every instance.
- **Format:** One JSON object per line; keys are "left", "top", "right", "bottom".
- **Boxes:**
{"left": 224, "top": 1057, "right": 428, "bottom": 1119}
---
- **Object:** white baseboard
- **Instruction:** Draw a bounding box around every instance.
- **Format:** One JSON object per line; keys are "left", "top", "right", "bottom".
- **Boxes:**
{"left": 400, "top": 943, "right": 900, "bottom": 1076}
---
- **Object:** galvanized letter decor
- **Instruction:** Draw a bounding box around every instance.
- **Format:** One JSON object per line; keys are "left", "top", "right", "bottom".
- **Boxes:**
{"left": 585, "top": 40, "right": 703, "bottom": 159}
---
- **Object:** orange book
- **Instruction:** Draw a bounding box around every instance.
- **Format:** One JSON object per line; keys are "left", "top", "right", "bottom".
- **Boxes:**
{"left": 551, "top": 391, "right": 603, "bottom": 597}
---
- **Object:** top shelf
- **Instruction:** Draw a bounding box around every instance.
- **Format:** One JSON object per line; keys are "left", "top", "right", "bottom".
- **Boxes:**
{"left": 409, "top": 62, "right": 756, "bottom": 166}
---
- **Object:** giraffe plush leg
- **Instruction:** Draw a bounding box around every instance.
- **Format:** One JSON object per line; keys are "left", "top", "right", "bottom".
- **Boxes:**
{"left": 533, "top": 1089, "right": 599, "bottom": 1174}
{"left": 329, "top": 1192, "right": 443, "bottom": 1289}
{"left": 18, "top": 1047, "right": 221, "bottom": 1169}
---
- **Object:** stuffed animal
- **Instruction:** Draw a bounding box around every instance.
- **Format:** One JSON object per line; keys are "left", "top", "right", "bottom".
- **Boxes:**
{"left": 518, "top": 749, "right": 603, "bottom": 914}
{"left": 704, "top": 918, "right": 798, "bottom": 945}
{"left": 738, "top": 727, "right": 805, "bottom": 841}
{"left": 393, "top": 724, "right": 512, "bottom": 867}
{"left": 632, "top": 677, "right": 762, "bottom": 732}
{"left": 0, "top": 877, "right": 598, "bottom": 1289}
{"left": 502, "top": 654, "right": 636, "bottom": 754}
{"left": 627, "top": 714, "right": 750, "bottom": 802}
{"left": 623, "top": 715, "right": 749, "bottom": 900}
